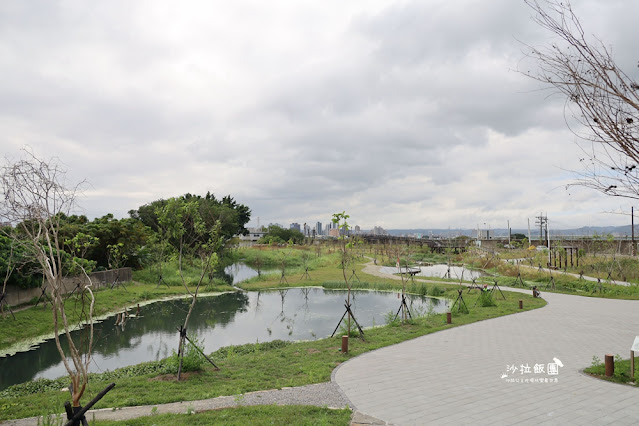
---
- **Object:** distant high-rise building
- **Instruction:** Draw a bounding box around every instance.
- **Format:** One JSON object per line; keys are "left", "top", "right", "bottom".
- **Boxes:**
{"left": 371, "top": 226, "right": 387, "bottom": 235}
{"left": 316, "top": 222, "right": 322, "bottom": 236}
{"left": 290, "top": 222, "right": 301, "bottom": 232}
{"left": 354, "top": 225, "right": 361, "bottom": 234}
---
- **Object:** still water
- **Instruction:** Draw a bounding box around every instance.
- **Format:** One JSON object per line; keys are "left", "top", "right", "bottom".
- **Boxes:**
{"left": 380, "top": 264, "right": 484, "bottom": 280}
{"left": 0, "top": 288, "right": 447, "bottom": 390}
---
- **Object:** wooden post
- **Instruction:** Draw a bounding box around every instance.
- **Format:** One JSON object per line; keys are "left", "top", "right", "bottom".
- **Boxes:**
{"left": 570, "top": 247, "right": 574, "bottom": 267}
{"left": 605, "top": 354, "right": 614, "bottom": 377}
{"left": 341, "top": 335, "right": 348, "bottom": 354}
{"left": 446, "top": 312, "right": 452, "bottom": 324}
{"left": 519, "top": 300, "right": 523, "bottom": 309}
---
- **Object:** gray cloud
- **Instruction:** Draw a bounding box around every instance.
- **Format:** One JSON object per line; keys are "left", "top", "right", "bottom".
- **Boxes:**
{"left": 1, "top": 0, "right": 636, "bottom": 230}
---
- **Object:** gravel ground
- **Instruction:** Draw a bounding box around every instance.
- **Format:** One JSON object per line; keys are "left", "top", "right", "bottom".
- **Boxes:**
{"left": 2, "top": 382, "right": 354, "bottom": 425}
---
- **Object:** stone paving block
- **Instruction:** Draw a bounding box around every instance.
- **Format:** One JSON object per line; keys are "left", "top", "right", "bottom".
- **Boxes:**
{"left": 334, "top": 272, "right": 639, "bottom": 425}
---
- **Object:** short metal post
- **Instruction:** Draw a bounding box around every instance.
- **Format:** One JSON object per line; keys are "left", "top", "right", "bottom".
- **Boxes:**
{"left": 605, "top": 354, "right": 614, "bottom": 377}
{"left": 341, "top": 335, "right": 348, "bottom": 354}
{"left": 519, "top": 300, "right": 523, "bottom": 309}
{"left": 446, "top": 312, "right": 452, "bottom": 324}
{"left": 631, "top": 351, "right": 635, "bottom": 380}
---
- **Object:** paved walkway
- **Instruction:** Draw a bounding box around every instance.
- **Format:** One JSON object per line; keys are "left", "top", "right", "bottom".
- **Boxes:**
{"left": 2, "top": 383, "right": 351, "bottom": 425}
{"left": 6, "top": 263, "right": 639, "bottom": 425}
{"left": 334, "top": 266, "right": 639, "bottom": 425}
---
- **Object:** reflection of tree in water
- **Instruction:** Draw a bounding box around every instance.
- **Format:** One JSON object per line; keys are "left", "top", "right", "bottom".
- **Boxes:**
{"left": 278, "top": 289, "right": 288, "bottom": 314}
{"left": 210, "top": 267, "right": 234, "bottom": 285}
{"left": 191, "top": 292, "right": 250, "bottom": 332}
{"left": 0, "top": 331, "right": 78, "bottom": 388}
{"left": 301, "top": 287, "right": 311, "bottom": 313}
{"left": 264, "top": 289, "right": 296, "bottom": 337}
{"left": 254, "top": 291, "right": 262, "bottom": 315}
{"left": 149, "top": 340, "right": 170, "bottom": 361}
{"left": 0, "top": 291, "right": 251, "bottom": 390}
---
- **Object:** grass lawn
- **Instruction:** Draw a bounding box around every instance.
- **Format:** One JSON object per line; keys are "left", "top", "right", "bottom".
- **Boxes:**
{"left": 584, "top": 355, "right": 639, "bottom": 386}
{"left": 60, "top": 405, "right": 352, "bottom": 425}
{"left": 0, "top": 248, "right": 547, "bottom": 422}
{"left": 0, "top": 281, "right": 235, "bottom": 353}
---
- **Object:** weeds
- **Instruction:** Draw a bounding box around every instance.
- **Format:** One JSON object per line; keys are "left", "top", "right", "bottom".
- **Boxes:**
{"left": 477, "top": 291, "right": 497, "bottom": 307}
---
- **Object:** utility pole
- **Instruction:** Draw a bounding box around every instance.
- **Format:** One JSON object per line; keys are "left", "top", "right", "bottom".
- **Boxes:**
{"left": 528, "top": 218, "right": 532, "bottom": 247}
{"left": 633, "top": 207, "right": 636, "bottom": 256}
{"left": 535, "top": 213, "right": 548, "bottom": 246}
{"left": 507, "top": 220, "right": 511, "bottom": 247}
{"left": 547, "top": 218, "right": 551, "bottom": 266}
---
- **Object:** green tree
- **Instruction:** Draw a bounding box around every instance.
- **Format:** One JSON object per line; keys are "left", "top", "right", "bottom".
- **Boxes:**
{"left": 177, "top": 220, "right": 223, "bottom": 380}
{"left": 58, "top": 214, "right": 151, "bottom": 269}
{"left": 130, "top": 192, "right": 251, "bottom": 248}
{"left": 332, "top": 211, "right": 359, "bottom": 343}
{"left": 258, "top": 225, "right": 304, "bottom": 245}
{"left": 156, "top": 197, "right": 204, "bottom": 290}
{"left": 0, "top": 231, "right": 41, "bottom": 289}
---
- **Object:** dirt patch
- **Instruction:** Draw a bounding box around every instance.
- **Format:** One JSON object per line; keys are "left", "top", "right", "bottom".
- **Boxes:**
{"left": 307, "top": 348, "right": 321, "bottom": 354}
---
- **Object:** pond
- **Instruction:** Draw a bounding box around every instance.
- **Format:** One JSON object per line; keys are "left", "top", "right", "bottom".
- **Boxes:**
{"left": 0, "top": 288, "right": 448, "bottom": 390}
{"left": 380, "top": 264, "right": 485, "bottom": 280}
{"left": 223, "top": 262, "right": 277, "bottom": 285}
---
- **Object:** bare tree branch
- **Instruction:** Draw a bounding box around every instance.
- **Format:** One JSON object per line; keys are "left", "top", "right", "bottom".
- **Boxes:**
{"left": 521, "top": 0, "right": 639, "bottom": 198}
{"left": 0, "top": 148, "right": 93, "bottom": 407}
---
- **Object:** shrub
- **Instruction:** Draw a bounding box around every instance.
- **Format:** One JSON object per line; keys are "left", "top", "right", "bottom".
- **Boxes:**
{"left": 384, "top": 310, "right": 400, "bottom": 326}
{"left": 477, "top": 290, "right": 497, "bottom": 307}
{"left": 167, "top": 336, "right": 207, "bottom": 373}
{"left": 213, "top": 340, "right": 291, "bottom": 358}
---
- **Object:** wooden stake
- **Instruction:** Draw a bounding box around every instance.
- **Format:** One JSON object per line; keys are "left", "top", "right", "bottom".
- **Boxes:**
{"left": 342, "top": 335, "right": 348, "bottom": 354}
{"left": 605, "top": 354, "right": 614, "bottom": 377}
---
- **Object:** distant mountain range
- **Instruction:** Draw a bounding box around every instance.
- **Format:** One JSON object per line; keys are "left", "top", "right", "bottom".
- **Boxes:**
{"left": 386, "top": 225, "right": 638, "bottom": 238}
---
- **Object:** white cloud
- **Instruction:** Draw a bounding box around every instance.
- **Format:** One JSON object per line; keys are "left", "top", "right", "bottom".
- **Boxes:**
{"left": 1, "top": 0, "right": 637, "bottom": 230}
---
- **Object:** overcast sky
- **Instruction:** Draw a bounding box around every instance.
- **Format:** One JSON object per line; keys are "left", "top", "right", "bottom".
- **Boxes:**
{"left": 2, "top": 0, "right": 638, "bottom": 231}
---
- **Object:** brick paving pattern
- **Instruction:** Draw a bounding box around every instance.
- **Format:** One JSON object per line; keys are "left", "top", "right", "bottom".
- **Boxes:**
{"left": 334, "top": 285, "right": 639, "bottom": 425}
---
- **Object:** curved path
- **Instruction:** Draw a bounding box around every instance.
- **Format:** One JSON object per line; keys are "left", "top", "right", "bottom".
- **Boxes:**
{"left": 334, "top": 265, "right": 639, "bottom": 425}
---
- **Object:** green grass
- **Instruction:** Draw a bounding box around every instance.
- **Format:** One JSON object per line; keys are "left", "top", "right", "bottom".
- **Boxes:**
{"left": 0, "top": 283, "right": 544, "bottom": 420}
{"left": 0, "top": 280, "right": 234, "bottom": 352}
{"left": 91, "top": 405, "right": 352, "bottom": 425}
{"left": 131, "top": 259, "right": 232, "bottom": 289}
{"left": 457, "top": 248, "right": 639, "bottom": 300}
{"left": 0, "top": 245, "right": 548, "bottom": 422}
{"left": 584, "top": 355, "right": 639, "bottom": 386}
{"left": 235, "top": 246, "right": 334, "bottom": 269}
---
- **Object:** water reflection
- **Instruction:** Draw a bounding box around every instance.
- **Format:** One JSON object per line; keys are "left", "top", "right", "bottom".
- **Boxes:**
{"left": 223, "top": 262, "right": 276, "bottom": 285}
{"left": 380, "top": 264, "right": 484, "bottom": 280}
{"left": 0, "top": 289, "right": 447, "bottom": 390}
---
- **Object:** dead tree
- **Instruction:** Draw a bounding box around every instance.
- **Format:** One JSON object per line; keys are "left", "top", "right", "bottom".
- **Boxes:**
{"left": 0, "top": 149, "right": 94, "bottom": 408}
{"left": 522, "top": 0, "right": 639, "bottom": 199}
